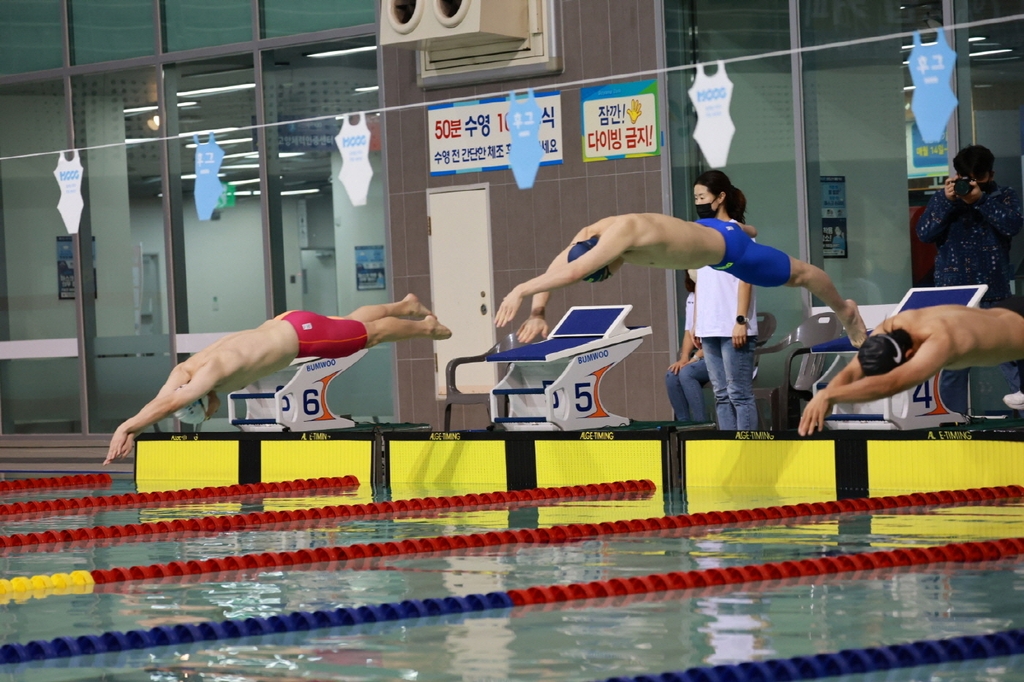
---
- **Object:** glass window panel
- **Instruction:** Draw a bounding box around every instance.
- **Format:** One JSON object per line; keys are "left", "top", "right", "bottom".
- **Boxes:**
{"left": 801, "top": 1, "right": 912, "bottom": 308}
{"left": 0, "top": 0, "right": 63, "bottom": 75}
{"left": 261, "top": 38, "right": 394, "bottom": 420}
{"left": 0, "top": 80, "right": 82, "bottom": 433}
{"left": 951, "top": 7, "right": 1024, "bottom": 414}
{"left": 665, "top": 0, "right": 805, "bottom": 347}
{"left": 71, "top": 0, "right": 155, "bottom": 65}
{"left": 261, "top": 0, "right": 375, "bottom": 39}
{"left": 72, "top": 68, "right": 172, "bottom": 434}
{"left": 162, "top": 0, "right": 252, "bottom": 53}
{"left": 168, "top": 55, "right": 267, "bottom": 336}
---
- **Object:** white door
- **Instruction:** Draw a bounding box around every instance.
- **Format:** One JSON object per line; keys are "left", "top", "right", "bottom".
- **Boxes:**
{"left": 427, "top": 186, "right": 496, "bottom": 397}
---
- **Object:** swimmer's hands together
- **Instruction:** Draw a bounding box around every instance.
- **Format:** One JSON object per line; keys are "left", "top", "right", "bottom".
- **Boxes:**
{"left": 798, "top": 391, "right": 834, "bottom": 436}
{"left": 105, "top": 427, "right": 135, "bottom": 465}
{"left": 495, "top": 286, "right": 525, "bottom": 330}
{"left": 517, "top": 313, "right": 549, "bottom": 343}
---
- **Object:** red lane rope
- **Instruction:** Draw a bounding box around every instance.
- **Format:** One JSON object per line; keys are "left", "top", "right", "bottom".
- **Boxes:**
{"left": 0, "top": 476, "right": 359, "bottom": 519}
{"left": 0, "top": 474, "right": 110, "bottom": 493}
{"left": 86, "top": 484, "right": 1022, "bottom": 587}
{"left": 503, "top": 537, "right": 1024, "bottom": 607}
{"left": 0, "top": 480, "right": 657, "bottom": 552}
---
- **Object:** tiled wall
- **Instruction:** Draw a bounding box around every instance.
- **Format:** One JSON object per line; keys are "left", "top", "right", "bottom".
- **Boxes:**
{"left": 383, "top": 0, "right": 674, "bottom": 429}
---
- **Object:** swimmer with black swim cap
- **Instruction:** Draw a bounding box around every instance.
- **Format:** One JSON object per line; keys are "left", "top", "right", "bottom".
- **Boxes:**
{"left": 799, "top": 300, "right": 1024, "bottom": 435}
{"left": 856, "top": 329, "right": 914, "bottom": 376}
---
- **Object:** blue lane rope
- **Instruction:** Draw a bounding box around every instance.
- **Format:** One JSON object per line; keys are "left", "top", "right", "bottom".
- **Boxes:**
{"left": 0, "top": 592, "right": 515, "bottom": 664}
{"left": 597, "top": 629, "right": 1024, "bottom": 682}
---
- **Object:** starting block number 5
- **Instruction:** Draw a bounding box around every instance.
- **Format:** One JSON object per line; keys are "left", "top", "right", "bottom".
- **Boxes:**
{"left": 544, "top": 364, "right": 613, "bottom": 419}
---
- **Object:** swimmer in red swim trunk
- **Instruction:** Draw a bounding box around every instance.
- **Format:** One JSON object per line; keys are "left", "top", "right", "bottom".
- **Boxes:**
{"left": 105, "top": 294, "right": 451, "bottom": 464}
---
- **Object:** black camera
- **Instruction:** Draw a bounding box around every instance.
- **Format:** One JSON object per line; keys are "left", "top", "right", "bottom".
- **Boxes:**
{"left": 953, "top": 176, "right": 975, "bottom": 196}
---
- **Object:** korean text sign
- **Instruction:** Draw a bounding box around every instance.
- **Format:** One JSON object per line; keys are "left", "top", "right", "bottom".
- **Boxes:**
{"left": 580, "top": 79, "right": 660, "bottom": 162}
{"left": 427, "top": 91, "right": 563, "bottom": 175}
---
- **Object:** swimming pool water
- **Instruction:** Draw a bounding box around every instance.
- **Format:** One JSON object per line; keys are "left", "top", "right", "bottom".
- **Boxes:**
{"left": 1, "top": 479, "right": 1024, "bottom": 681}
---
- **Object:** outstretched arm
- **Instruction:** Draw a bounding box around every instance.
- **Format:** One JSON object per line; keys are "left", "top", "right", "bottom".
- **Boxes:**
{"left": 798, "top": 340, "right": 949, "bottom": 435}
{"left": 494, "top": 225, "right": 631, "bottom": 328}
{"left": 517, "top": 291, "right": 551, "bottom": 343}
{"left": 105, "top": 362, "right": 223, "bottom": 464}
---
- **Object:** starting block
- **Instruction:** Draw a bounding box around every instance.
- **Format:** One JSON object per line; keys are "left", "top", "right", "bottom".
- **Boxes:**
{"left": 227, "top": 350, "right": 367, "bottom": 432}
{"left": 486, "top": 305, "right": 651, "bottom": 431}
{"left": 814, "top": 285, "right": 987, "bottom": 430}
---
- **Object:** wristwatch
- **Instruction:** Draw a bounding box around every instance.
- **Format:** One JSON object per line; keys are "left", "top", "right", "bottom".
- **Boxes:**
{"left": 736, "top": 315, "right": 748, "bottom": 325}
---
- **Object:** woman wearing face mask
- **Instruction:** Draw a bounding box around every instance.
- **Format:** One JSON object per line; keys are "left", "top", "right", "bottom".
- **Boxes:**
{"left": 691, "top": 170, "right": 759, "bottom": 430}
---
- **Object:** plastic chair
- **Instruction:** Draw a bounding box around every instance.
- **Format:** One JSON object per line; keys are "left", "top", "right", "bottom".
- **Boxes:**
{"left": 443, "top": 333, "right": 519, "bottom": 431}
{"left": 753, "top": 313, "right": 844, "bottom": 430}
{"left": 754, "top": 311, "right": 777, "bottom": 348}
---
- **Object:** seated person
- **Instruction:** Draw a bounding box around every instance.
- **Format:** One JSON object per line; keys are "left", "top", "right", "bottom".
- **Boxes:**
{"left": 106, "top": 295, "right": 450, "bottom": 463}
{"left": 798, "top": 297, "right": 1024, "bottom": 435}
{"left": 666, "top": 273, "right": 710, "bottom": 422}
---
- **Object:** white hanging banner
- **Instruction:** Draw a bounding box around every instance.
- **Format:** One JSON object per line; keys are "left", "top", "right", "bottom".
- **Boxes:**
{"left": 54, "top": 150, "right": 84, "bottom": 235}
{"left": 335, "top": 113, "right": 373, "bottom": 207}
{"left": 688, "top": 60, "right": 736, "bottom": 168}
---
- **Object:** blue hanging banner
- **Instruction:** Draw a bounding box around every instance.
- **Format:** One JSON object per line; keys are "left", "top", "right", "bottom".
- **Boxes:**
{"left": 193, "top": 133, "right": 225, "bottom": 221}
{"left": 507, "top": 89, "right": 545, "bottom": 190}
{"left": 909, "top": 30, "right": 958, "bottom": 144}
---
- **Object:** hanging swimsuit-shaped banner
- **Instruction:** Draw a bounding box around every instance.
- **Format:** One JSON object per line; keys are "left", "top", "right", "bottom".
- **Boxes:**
{"left": 507, "top": 89, "right": 544, "bottom": 190}
{"left": 909, "top": 30, "right": 957, "bottom": 144}
{"left": 54, "top": 150, "right": 84, "bottom": 235}
{"left": 688, "top": 60, "right": 736, "bottom": 169}
{"left": 335, "top": 114, "right": 373, "bottom": 207}
{"left": 193, "top": 133, "right": 225, "bottom": 221}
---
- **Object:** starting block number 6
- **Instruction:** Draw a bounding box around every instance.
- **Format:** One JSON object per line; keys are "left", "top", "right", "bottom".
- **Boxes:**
{"left": 281, "top": 371, "right": 342, "bottom": 423}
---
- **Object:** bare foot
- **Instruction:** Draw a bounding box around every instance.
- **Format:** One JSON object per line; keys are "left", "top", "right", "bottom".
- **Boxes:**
{"left": 840, "top": 299, "right": 867, "bottom": 347}
{"left": 401, "top": 293, "right": 432, "bottom": 319}
{"left": 425, "top": 315, "right": 452, "bottom": 340}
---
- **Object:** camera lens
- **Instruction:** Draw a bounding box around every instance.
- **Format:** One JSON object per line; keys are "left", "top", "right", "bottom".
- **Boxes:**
{"left": 954, "top": 177, "right": 973, "bottom": 196}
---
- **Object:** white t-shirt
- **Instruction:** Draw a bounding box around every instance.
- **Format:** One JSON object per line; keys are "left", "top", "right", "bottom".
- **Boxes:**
{"left": 684, "top": 292, "right": 695, "bottom": 333}
{"left": 694, "top": 265, "right": 757, "bottom": 338}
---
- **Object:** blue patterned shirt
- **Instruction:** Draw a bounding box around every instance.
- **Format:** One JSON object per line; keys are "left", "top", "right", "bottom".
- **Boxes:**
{"left": 916, "top": 184, "right": 1023, "bottom": 301}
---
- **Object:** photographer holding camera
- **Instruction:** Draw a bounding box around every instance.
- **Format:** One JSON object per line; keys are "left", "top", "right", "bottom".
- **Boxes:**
{"left": 917, "top": 144, "right": 1024, "bottom": 413}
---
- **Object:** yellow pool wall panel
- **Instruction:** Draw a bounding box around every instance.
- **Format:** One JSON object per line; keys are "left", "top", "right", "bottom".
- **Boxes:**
{"left": 135, "top": 440, "right": 239, "bottom": 485}
{"left": 534, "top": 439, "right": 663, "bottom": 489}
{"left": 260, "top": 440, "right": 372, "bottom": 484}
{"left": 867, "top": 440, "right": 1024, "bottom": 491}
{"left": 686, "top": 440, "right": 835, "bottom": 489}
{"left": 388, "top": 440, "right": 507, "bottom": 487}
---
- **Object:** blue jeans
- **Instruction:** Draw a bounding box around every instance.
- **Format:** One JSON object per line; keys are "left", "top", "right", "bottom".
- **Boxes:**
{"left": 665, "top": 358, "right": 709, "bottom": 422}
{"left": 702, "top": 336, "right": 758, "bottom": 430}
{"left": 939, "top": 299, "right": 1022, "bottom": 414}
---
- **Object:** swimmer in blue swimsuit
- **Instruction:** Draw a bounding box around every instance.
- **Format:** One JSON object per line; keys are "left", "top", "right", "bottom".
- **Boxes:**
{"left": 495, "top": 211, "right": 867, "bottom": 347}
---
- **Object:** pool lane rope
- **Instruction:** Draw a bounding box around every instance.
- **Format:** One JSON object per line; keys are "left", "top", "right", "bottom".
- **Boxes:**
{"left": 597, "top": 629, "right": 1024, "bottom": 681}
{"left": 4, "top": 535, "right": 1024, "bottom": 664}
{"left": 4, "top": 483, "right": 1017, "bottom": 592}
{"left": 0, "top": 479, "right": 657, "bottom": 552}
{"left": 0, "top": 474, "right": 110, "bottom": 493}
{"left": 0, "top": 475, "right": 359, "bottom": 518}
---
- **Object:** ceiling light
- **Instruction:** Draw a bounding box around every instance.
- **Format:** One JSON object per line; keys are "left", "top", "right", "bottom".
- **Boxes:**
{"left": 181, "top": 173, "right": 226, "bottom": 180}
{"left": 228, "top": 178, "right": 261, "bottom": 186}
{"left": 970, "top": 49, "right": 1012, "bottom": 57}
{"left": 281, "top": 189, "right": 320, "bottom": 195}
{"left": 223, "top": 163, "right": 260, "bottom": 169}
{"left": 354, "top": 86, "right": 379, "bottom": 93}
{"left": 146, "top": 114, "right": 161, "bottom": 131}
{"left": 124, "top": 105, "right": 158, "bottom": 115}
{"left": 307, "top": 45, "right": 377, "bottom": 58}
{"left": 179, "top": 127, "right": 240, "bottom": 138}
{"left": 177, "top": 83, "right": 256, "bottom": 97}
{"left": 177, "top": 101, "right": 199, "bottom": 108}
{"left": 233, "top": 190, "right": 261, "bottom": 196}
{"left": 185, "top": 137, "right": 252, "bottom": 148}
{"left": 903, "top": 85, "right": 916, "bottom": 91}
{"left": 969, "top": 36, "right": 987, "bottom": 42}
{"left": 901, "top": 41, "right": 936, "bottom": 50}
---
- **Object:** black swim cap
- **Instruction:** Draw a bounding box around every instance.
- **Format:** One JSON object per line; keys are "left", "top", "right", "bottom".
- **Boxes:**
{"left": 857, "top": 329, "right": 913, "bottom": 376}
{"left": 567, "top": 236, "right": 612, "bottom": 283}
